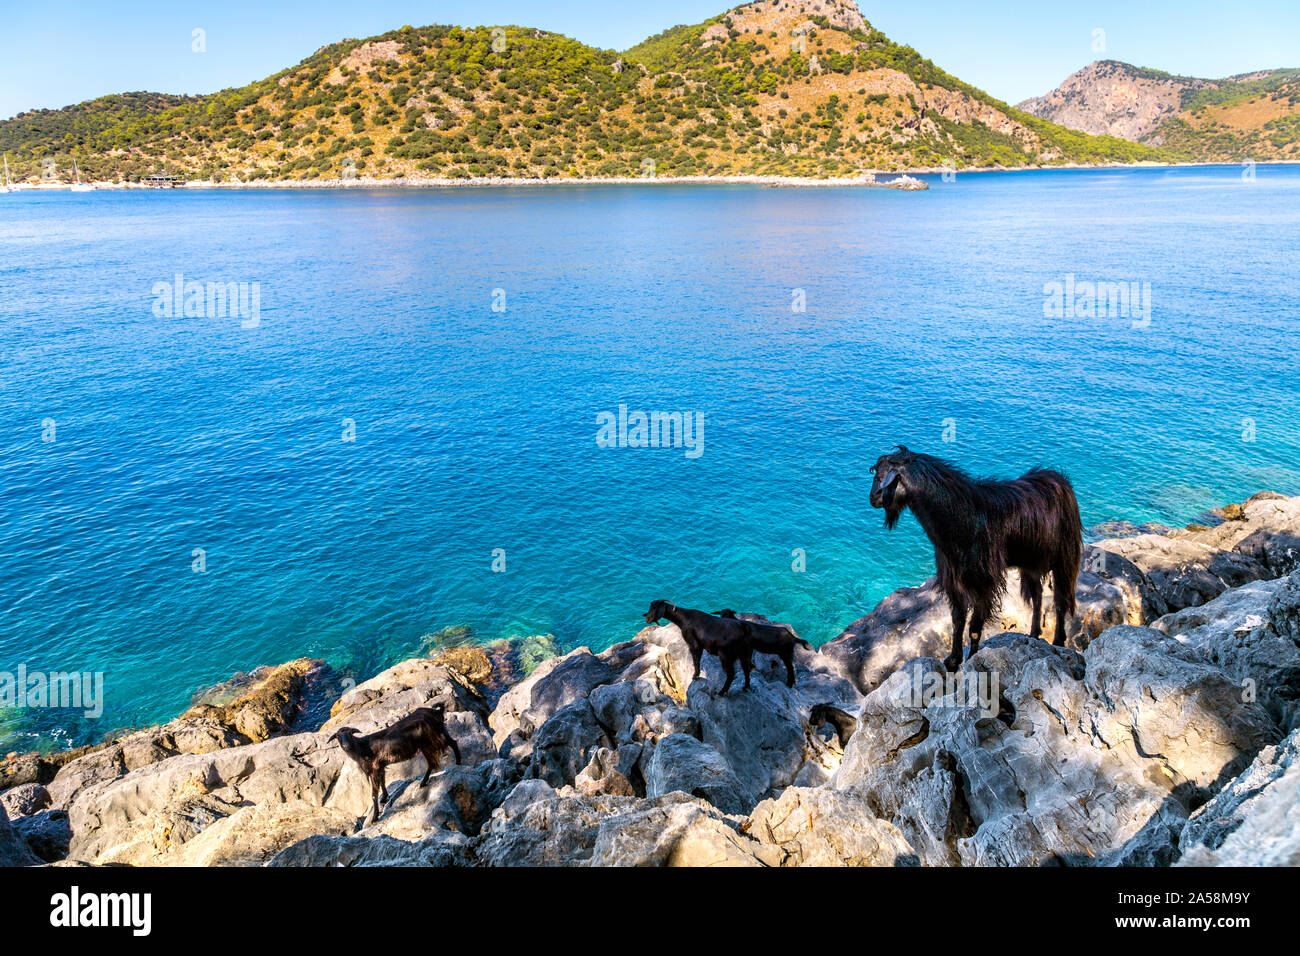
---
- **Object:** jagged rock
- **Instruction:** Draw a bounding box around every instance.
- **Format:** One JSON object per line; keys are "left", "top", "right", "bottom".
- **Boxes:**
{"left": 644, "top": 733, "right": 753, "bottom": 814}
{"left": 0, "top": 803, "right": 39, "bottom": 866}
{"left": 1, "top": 748, "right": 99, "bottom": 791}
{"left": 474, "top": 792, "right": 641, "bottom": 865}
{"left": 1273, "top": 564, "right": 1300, "bottom": 646}
{"left": 685, "top": 676, "right": 806, "bottom": 801}
{"left": 588, "top": 796, "right": 775, "bottom": 866}
{"left": 490, "top": 648, "right": 617, "bottom": 752}
{"left": 1, "top": 782, "right": 50, "bottom": 817}
{"left": 526, "top": 700, "right": 612, "bottom": 788}
{"left": 1151, "top": 570, "right": 1300, "bottom": 730}
{"left": 475, "top": 790, "right": 768, "bottom": 866}
{"left": 744, "top": 786, "right": 918, "bottom": 866}
{"left": 359, "top": 758, "right": 522, "bottom": 839}
{"left": 14, "top": 808, "right": 72, "bottom": 863}
{"left": 587, "top": 679, "right": 700, "bottom": 746}
{"left": 488, "top": 639, "right": 663, "bottom": 755}
{"left": 572, "top": 747, "right": 637, "bottom": 797}
{"left": 1177, "top": 727, "right": 1300, "bottom": 865}
{"left": 835, "top": 627, "right": 1277, "bottom": 866}
{"left": 1, "top": 753, "right": 52, "bottom": 790}
{"left": 269, "top": 830, "right": 472, "bottom": 866}
{"left": 487, "top": 633, "right": 694, "bottom": 785}
{"left": 66, "top": 731, "right": 371, "bottom": 865}
{"left": 46, "top": 719, "right": 244, "bottom": 811}
{"left": 1095, "top": 493, "right": 1300, "bottom": 611}
{"left": 170, "top": 801, "right": 359, "bottom": 866}
{"left": 493, "top": 778, "right": 558, "bottom": 822}
{"left": 818, "top": 546, "right": 1158, "bottom": 696}
{"left": 45, "top": 658, "right": 330, "bottom": 810}
{"left": 630, "top": 625, "right": 697, "bottom": 700}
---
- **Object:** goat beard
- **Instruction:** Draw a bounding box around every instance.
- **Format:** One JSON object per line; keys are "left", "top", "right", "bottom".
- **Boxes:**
{"left": 883, "top": 503, "right": 903, "bottom": 529}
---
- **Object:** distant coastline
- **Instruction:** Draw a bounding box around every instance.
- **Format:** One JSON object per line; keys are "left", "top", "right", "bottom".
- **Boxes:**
{"left": 9, "top": 160, "right": 1295, "bottom": 192}
{"left": 8, "top": 172, "right": 930, "bottom": 191}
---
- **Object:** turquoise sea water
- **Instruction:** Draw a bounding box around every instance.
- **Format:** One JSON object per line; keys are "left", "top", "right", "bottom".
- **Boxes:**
{"left": 2, "top": 165, "right": 1299, "bottom": 749}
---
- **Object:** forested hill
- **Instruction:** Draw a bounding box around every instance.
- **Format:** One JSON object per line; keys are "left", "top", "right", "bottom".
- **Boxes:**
{"left": 0, "top": 0, "right": 1160, "bottom": 182}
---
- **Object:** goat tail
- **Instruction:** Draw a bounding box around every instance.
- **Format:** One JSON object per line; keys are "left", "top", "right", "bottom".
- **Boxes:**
{"left": 795, "top": 637, "right": 812, "bottom": 650}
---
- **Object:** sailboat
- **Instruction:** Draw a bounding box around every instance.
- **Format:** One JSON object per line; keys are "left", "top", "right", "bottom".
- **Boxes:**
{"left": 70, "top": 159, "right": 94, "bottom": 192}
{"left": 1, "top": 155, "right": 10, "bottom": 194}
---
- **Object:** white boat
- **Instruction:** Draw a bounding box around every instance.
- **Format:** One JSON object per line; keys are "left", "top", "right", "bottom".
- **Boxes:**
{"left": 1, "top": 155, "right": 10, "bottom": 193}
{"left": 70, "top": 159, "right": 94, "bottom": 192}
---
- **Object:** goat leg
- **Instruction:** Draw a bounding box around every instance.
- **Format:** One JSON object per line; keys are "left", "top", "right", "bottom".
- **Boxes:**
{"left": 782, "top": 649, "right": 796, "bottom": 687}
{"left": 719, "top": 653, "right": 736, "bottom": 695}
{"left": 943, "top": 594, "right": 968, "bottom": 672}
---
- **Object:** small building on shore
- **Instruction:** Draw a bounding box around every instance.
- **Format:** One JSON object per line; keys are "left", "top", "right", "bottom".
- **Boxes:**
{"left": 141, "top": 174, "right": 184, "bottom": 188}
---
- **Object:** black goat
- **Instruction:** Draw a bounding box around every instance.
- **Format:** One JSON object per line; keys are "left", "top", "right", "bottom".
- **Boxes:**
{"left": 332, "top": 704, "right": 461, "bottom": 821}
{"left": 643, "top": 600, "right": 753, "bottom": 694}
{"left": 713, "top": 609, "right": 812, "bottom": 687}
{"left": 868, "top": 446, "right": 1082, "bottom": 671}
{"left": 809, "top": 703, "right": 858, "bottom": 747}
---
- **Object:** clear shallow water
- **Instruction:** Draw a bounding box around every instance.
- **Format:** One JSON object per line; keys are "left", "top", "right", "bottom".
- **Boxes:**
{"left": 2, "top": 165, "right": 1299, "bottom": 749}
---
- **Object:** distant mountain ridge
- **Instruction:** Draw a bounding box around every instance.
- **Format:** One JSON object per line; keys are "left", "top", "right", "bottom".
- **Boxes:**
{"left": 1018, "top": 60, "right": 1300, "bottom": 160}
{"left": 0, "top": 1, "right": 1168, "bottom": 182}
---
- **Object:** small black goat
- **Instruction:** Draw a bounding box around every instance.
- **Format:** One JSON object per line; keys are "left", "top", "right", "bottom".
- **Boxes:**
{"left": 714, "top": 609, "right": 812, "bottom": 687}
{"left": 332, "top": 704, "right": 461, "bottom": 821}
{"left": 643, "top": 600, "right": 753, "bottom": 694}
{"left": 809, "top": 703, "right": 858, "bottom": 747}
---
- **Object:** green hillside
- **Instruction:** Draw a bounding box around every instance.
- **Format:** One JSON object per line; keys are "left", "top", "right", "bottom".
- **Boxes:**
{"left": 0, "top": 1, "right": 1162, "bottom": 183}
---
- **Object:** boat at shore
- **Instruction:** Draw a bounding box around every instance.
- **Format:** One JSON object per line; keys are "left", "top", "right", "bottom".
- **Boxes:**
{"left": 69, "top": 159, "right": 94, "bottom": 192}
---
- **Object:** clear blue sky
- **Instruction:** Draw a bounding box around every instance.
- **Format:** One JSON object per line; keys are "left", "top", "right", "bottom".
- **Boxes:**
{"left": 3, "top": 1, "right": 1298, "bottom": 120}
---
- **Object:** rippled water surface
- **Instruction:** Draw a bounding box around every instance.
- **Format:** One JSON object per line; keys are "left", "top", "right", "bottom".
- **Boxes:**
{"left": 3, "top": 166, "right": 1299, "bottom": 747}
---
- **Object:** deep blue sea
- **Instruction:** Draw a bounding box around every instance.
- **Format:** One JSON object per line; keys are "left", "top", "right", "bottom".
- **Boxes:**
{"left": 3, "top": 165, "right": 1299, "bottom": 750}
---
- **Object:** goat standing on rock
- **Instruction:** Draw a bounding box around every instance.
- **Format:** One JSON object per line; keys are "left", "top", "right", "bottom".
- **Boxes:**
{"left": 868, "top": 446, "right": 1082, "bottom": 672}
{"left": 713, "top": 609, "right": 812, "bottom": 687}
{"left": 643, "top": 600, "right": 755, "bottom": 694}
{"left": 332, "top": 704, "right": 461, "bottom": 822}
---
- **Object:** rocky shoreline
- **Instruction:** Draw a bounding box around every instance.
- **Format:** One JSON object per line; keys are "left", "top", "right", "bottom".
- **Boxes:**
{"left": 18, "top": 161, "right": 1295, "bottom": 194}
{"left": 9, "top": 173, "right": 929, "bottom": 191}
{"left": 191, "top": 173, "right": 931, "bottom": 190}
{"left": 3, "top": 491, "right": 1298, "bottom": 867}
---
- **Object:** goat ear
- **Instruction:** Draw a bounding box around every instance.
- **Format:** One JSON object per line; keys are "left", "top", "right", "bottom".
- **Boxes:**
{"left": 881, "top": 468, "right": 900, "bottom": 489}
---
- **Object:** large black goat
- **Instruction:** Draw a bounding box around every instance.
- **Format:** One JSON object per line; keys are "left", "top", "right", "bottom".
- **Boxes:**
{"left": 868, "top": 446, "right": 1082, "bottom": 671}
{"left": 332, "top": 704, "right": 461, "bottom": 821}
